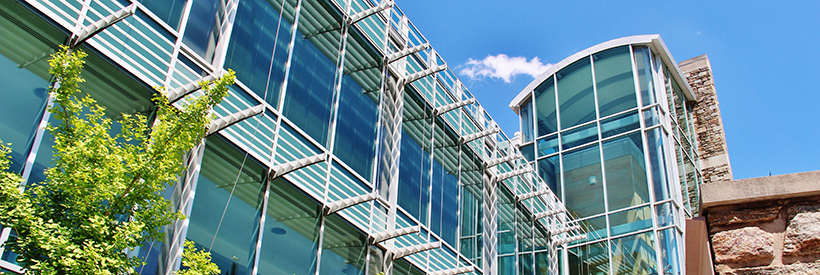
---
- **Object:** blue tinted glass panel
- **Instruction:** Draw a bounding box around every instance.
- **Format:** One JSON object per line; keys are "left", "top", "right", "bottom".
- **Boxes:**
{"left": 519, "top": 253, "right": 533, "bottom": 275}
{"left": 0, "top": 54, "right": 49, "bottom": 173}
{"left": 397, "top": 130, "right": 430, "bottom": 223}
{"left": 333, "top": 75, "right": 378, "bottom": 179}
{"left": 562, "top": 144, "right": 604, "bottom": 218}
{"left": 183, "top": 0, "right": 224, "bottom": 61}
{"left": 224, "top": 0, "right": 292, "bottom": 107}
{"left": 319, "top": 215, "right": 366, "bottom": 275}
{"left": 611, "top": 231, "right": 657, "bottom": 275}
{"left": 645, "top": 128, "right": 670, "bottom": 201}
{"left": 258, "top": 178, "right": 321, "bottom": 275}
{"left": 537, "top": 155, "right": 560, "bottom": 197}
{"left": 659, "top": 228, "right": 682, "bottom": 275}
{"left": 537, "top": 134, "right": 558, "bottom": 158}
{"left": 282, "top": 27, "right": 338, "bottom": 146}
{"left": 534, "top": 77, "right": 558, "bottom": 136}
{"left": 593, "top": 46, "right": 637, "bottom": 118}
{"left": 656, "top": 202, "right": 675, "bottom": 228}
{"left": 602, "top": 133, "right": 648, "bottom": 210}
{"left": 520, "top": 99, "right": 534, "bottom": 142}
{"left": 600, "top": 111, "right": 640, "bottom": 139}
{"left": 609, "top": 205, "right": 652, "bottom": 236}
{"left": 498, "top": 255, "right": 515, "bottom": 275}
{"left": 561, "top": 122, "right": 598, "bottom": 150}
{"left": 187, "top": 138, "right": 266, "bottom": 274}
{"left": 568, "top": 241, "right": 608, "bottom": 275}
{"left": 633, "top": 47, "right": 655, "bottom": 106}
{"left": 520, "top": 142, "right": 535, "bottom": 162}
{"left": 557, "top": 58, "right": 595, "bottom": 129}
{"left": 535, "top": 251, "right": 549, "bottom": 274}
{"left": 141, "top": 0, "right": 187, "bottom": 30}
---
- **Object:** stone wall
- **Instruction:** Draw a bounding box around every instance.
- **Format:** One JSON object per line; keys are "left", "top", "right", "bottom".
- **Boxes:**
{"left": 702, "top": 171, "right": 820, "bottom": 274}
{"left": 679, "top": 55, "right": 733, "bottom": 184}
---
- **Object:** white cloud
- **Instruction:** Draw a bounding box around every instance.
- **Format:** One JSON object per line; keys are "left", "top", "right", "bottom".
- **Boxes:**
{"left": 459, "top": 54, "right": 552, "bottom": 83}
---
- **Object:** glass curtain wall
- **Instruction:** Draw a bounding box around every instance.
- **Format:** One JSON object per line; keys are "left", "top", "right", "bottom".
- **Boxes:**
{"left": 518, "top": 43, "right": 696, "bottom": 274}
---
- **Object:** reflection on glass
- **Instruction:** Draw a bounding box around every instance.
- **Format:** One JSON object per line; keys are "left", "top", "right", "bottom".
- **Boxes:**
{"left": 568, "top": 241, "right": 608, "bottom": 275}
{"left": 519, "top": 253, "right": 533, "bottom": 275}
{"left": 535, "top": 251, "right": 549, "bottom": 275}
{"left": 0, "top": 53, "right": 49, "bottom": 173}
{"left": 557, "top": 59, "right": 595, "bottom": 129}
{"left": 645, "top": 127, "right": 670, "bottom": 201}
{"left": 521, "top": 142, "right": 535, "bottom": 162}
{"left": 537, "top": 155, "right": 561, "bottom": 198}
{"left": 187, "top": 137, "right": 267, "bottom": 274}
{"left": 224, "top": 0, "right": 293, "bottom": 106}
{"left": 333, "top": 75, "right": 378, "bottom": 179}
{"left": 319, "top": 215, "right": 367, "bottom": 275}
{"left": 642, "top": 107, "right": 661, "bottom": 127}
{"left": 141, "top": 0, "right": 187, "bottom": 29}
{"left": 535, "top": 77, "right": 558, "bottom": 137}
{"left": 183, "top": 0, "right": 226, "bottom": 62}
{"left": 611, "top": 231, "right": 657, "bottom": 275}
{"left": 602, "top": 133, "right": 649, "bottom": 210}
{"left": 609, "top": 206, "right": 652, "bottom": 236}
{"left": 563, "top": 144, "right": 604, "bottom": 218}
{"left": 633, "top": 46, "right": 655, "bottom": 106}
{"left": 659, "top": 228, "right": 682, "bottom": 275}
{"left": 573, "top": 215, "right": 607, "bottom": 243}
{"left": 594, "top": 46, "right": 637, "bottom": 118}
{"left": 397, "top": 129, "right": 430, "bottom": 223}
{"left": 499, "top": 255, "right": 516, "bottom": 275}
{"left": 498, "top": 187, "right": 516, "bottom": 255}
{"left": 430, "top": 157, "right": 459, "bottom": 247}
{"left": 561, "top": 122, "right": 598, "bottom": 150}
{"left": 258, "top": 178, "right": 321, "bottom": 275}
{"left": 656, "top": 202, "right": 675, "bottom": 228}
{"left": 521, "top": 99, "right": 534, "bottom": 142}
{"left": 537, "top": 134, "right": 559, "bottom": 158}
{"left": 600, "top": 111, "right": 640, "bottom": 139}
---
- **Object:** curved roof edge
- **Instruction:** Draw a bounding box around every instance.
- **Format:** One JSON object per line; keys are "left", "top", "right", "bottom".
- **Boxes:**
{"left": 508, "top": 34, "right": 697, "bottom": 113}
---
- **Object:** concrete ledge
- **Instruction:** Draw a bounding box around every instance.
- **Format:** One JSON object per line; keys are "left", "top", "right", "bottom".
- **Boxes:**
{"left": 702, "top": 170, "right": 820, "bottom": 209}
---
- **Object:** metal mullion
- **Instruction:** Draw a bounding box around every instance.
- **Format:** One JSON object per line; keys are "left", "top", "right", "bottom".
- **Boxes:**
{"left": 589, "top": 54, "right": 614, "bottom": 275}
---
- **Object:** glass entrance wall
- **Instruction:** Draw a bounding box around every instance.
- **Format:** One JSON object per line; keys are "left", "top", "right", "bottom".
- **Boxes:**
{"left": 514, "top": 36, "right": 699, "bottom": 275}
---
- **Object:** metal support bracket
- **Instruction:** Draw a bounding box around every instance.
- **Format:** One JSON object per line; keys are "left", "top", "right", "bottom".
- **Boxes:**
{"left": 386, "top": 43, "right": 430, "bottom": 64}
{"left": 484, "top": 154, "right": 520, "bottom": 169}
{"left": 534, "top": 208, "right": 565, "bottom": 220}
{"left": 492, "top": 167, "right": 531, "bottom": 183}
{"left": 515, "top": 189, "right": 549, "bottom": 202}
{"left": 433, "top": 98, "right": 475, "bottom": 117}
{"left": 303, "top": 0, "right": 393, "bottom": 39}
{"left": 392, "top": 242, "right": 441, "bottom": 260}
{"left": 552, "top": 225, "right": 582, "bottom": 235}
{"left": 552, "top": 234, "right": 587, "bottom": 245}
{"left": 370, "top": 226, "right": 420, "bottom": 244}
{"left": 69, "top": 4, "right": 137, "bottom": 47}
{"left": 206, "top": 105, "right": 265, "bottom": 136}
{"left": 165, "top": 73, "right": 223, "bottom": 103}
{"left": 323, "top": 193, "right": 378, "bottom": 216}
{"left": 402, "top": 65, "right": 447, "bottom": 86}
{"left": 459, "top": 128, "right": 499, "bottom": 144}
{"left": 269, "top": 153, "right": 328, "bottom": 180}
{"left": 427, "top": 266, "right": 475, "bottom": 275}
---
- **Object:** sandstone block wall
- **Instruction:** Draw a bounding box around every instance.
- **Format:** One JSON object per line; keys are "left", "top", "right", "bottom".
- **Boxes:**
{"left": 679, "top": 55, "right": 733, "bottom": 184}
{"left": 702, "top": 171, "right": 820, "bottom": 274}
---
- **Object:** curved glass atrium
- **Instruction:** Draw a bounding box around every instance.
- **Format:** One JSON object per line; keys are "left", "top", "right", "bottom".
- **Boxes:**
{"left": 510, "top": 35, "right": 703, "bottom": 275}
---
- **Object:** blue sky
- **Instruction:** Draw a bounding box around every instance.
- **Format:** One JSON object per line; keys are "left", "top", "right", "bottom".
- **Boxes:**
{"left": 395, "top": 1, "right": 820, "bottom": 180}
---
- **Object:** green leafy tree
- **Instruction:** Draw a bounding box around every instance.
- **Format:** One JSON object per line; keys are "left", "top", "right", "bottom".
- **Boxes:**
{"left": 0, "top": 46, "right": 234, "bottom": 274}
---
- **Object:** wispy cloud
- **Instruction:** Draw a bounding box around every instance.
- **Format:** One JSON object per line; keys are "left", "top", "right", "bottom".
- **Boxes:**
{"left": 459, "top": 54, "right": 552, "bottom": 83}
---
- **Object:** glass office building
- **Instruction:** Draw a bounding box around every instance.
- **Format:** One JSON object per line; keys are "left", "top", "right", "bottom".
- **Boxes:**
{"left": 0, "top": 0, "right": 584, "bottom": 274}
{"left": 509, "top": 35, "right": 703, "bottom": 275}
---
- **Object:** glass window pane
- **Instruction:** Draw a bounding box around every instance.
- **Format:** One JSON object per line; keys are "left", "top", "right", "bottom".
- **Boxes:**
{"left": 537, "top": 155, "right": 560, "bottom": 198}
{"left": 519, "top": 253, "right": 533, "bottom": 275}
{"left": 659, "top": 228, "right": 682, "bottom": 275}
{"left": 397, "top": 129, "right": 430, "bottom": 223}
{"left": 642, "top": 106, "right": 661, "bottom": 128}
{"left": 557, "top": 59, "right": 595, "bottom": 129}
{"left": 561, "top": 122, "right": 598, "bottom": 150}
{"left": 568, "top": 241, "right": 608, "bottom": 275}
{"left": 183, "top": 0, "right": 226, "bottom": 62}
{"left": 645, "top": 127, "right": 670, "bottom": 201}
{"left": 562, "top": 144, "right": 604, "bottom": 218}
{"left": 611, "top": 231, "right": 657, "bottom": 275}
{"left": 282, "top": 26, "right": 339, "bottom": 146}
{"left": 521, "top": 99, "right": 534, "bottom": 142}
{"left": 600, "top": 111, "right": 640, "bottom": 139}
{"left": 574, "top": 215, "right": 607, "bottom": 243}
{"left": 0, "top": 53, "right": 49, "bottom": 173}
{"left": 187, "top": 137, "right": 267, "bottom": 273}
{"left": 333, "top": 75, "right": 378, "bottom": 179}
{"left": 319, "top": 215, "right": 367, "bottom": 275}
{"left": 603, "top": 132, "right": 649, "bottom": 210}
{"left": 257, "top": 178, "right": 321, "bottom": 274}
{"left": 224, "top": 0, "right": 293, "bottom": 106}
{"left": 535, "top": 251, "right": 550, "bottom": 274}
{"left": 656, "top": 202, "right": 675, "bottom": 228}
{"left": 609, "top": 206, "right": 652, "bottom": 236}
{"left": 141, "top": 0, "right": 187, "bottom": 30}
{"left": 499, "top": 255, "right": 516, "bottom": 275}
{"left": 593, "top": 46, "right": 637, "bottom": 118}
{"left": 633, "top": 46, "right": 655, "bottom": 106}
{"left": 537, "top": 134, "right": 559, "bottom": 158}
{"left": 521, "top": 142, "right": 535, "bottom": 162}
{"left": 498, "top": 187, "right": 516, "bottom": 255}
{"left": 534, "top": 77, "right": 558, "bottom": 136}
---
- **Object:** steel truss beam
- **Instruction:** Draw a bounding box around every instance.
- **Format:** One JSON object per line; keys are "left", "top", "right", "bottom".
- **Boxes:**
{"left": 552, "top": 225, "right": 582, "bottom": 235}
{"left": 69, "top": 4, "right": 136, "bottom": 47}
{"left": 552, "top": 234, "right": 587, "bottom": 245}
{"left": 459, "top": 128, "right": 499, "bottom": 144}
{"left": 206, "top": 105, "right": 265, "bottom": 136}
{"left": 427, "top": 266, "right": 475, "bottom": 275}
{"left": 484, "top": 154, "right": 520, "bottom": 169}
{"left": 433, "top": 98, "right": 475, "bottom": 117}
{"left": 515, "top": 189, "right": 549, "bottom": 202}
{"left": 386, "top": 43, "right": 430, "bottom": 64}
{"left": 303, "top": 0, "right": 394, "bottom": 39}
{"left": 533, "top": 208, "right": 564, "bottom": 220}
{"left": 402, "top": 65, "right": 447, "bottom": 86}
{"left": 165, "top": 73, "right": 224, "bottom": 103}
{"left": 492, "top": 167, "right": 531, "bottom": 183}
{"left": 323, "top": 193, "right": 378, "bottom": 216}
{"left": 268, "top": 153, "right": 328, "bottom": 179}
{"left": 370, "top": 226, "right": 420, "bottom": 244}
{"left": 392, "top": 242, "right": 441, "bottom": 260}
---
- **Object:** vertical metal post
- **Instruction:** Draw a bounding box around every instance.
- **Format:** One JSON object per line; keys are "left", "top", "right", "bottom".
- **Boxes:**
{"left": 482, "top": 173, "right": 497, "bottom": 275}
{"left": 164, "top": 142, "right": 207, "bottom": 275}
